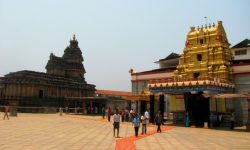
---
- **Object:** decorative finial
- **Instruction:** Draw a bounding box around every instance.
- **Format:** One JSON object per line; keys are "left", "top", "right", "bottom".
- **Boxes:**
{"left": 212, "top": 22, "right": 215, "bottom": 27}
{"left": 197, "top": 26, "right": 200, "bottom": 30}
{"left": 205, "top": 24, "right": 207, "bottom": 29}
{"left": 190, "top": 26, "right": 195, "bottom": 31}
{"left": 73, "top": 34, "right": 76, "bottom": 40}
{"left": 209, "top": 23, "right": 211, "bottom": 28}
{"left": 204, "top": 16, "right": 208, "bottom": 24}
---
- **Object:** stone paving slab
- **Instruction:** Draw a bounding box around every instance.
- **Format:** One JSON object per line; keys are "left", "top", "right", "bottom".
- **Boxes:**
{"left": 0, "top": 113, "right": 117, "bottom": 150}
{"left": 135, "top": 127, "right": 250, "bottom": 150}
{"left": 1, "top": 113, "right": 250, "bottom": 150}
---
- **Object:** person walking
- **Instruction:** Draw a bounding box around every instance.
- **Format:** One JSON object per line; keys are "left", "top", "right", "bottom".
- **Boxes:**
{"left": 132, "top": 113, "right": 140, "bottom": 137}
{"left": 108, "top": 107, "right": 112, "bottom": 122}
{"left": 121, "top": 109, "right": 125, "bottom": 122}
{"left": 184, "top": 111, "right": 190, "bottom": 127}
{"left": 3, "top": 104, "right": 10, "bottom": 120}
{"left": 218, "top": 113, "right": 223, "bottom": 127}
{"left": 105, "top": 107, "right": 108, "bottom": 118}
{"left": 154, "top": 111, "right": 163, "bottom": 133}
{"left": 129, "top": 109, "right": 134, "bottom": 122}
{"left": 65, "top": 106, "right": 68, "bottom": 114}
{"left": 125, "top": 108, "right": 129, "bottom": 121}
{"left": 113, "top": 109, "right": 121, "bottom": 138}
{"left": 141, "top": 114, "right": 147, "bottom": 134}
{"left": 59, "top": 107, "right": 63, "bottom": 116}
{"left": 230, "top": 111, "right": 235, "bottom": 130}
{"left": 144, "top": 110, "right": 149, "bottom": 126}
{"left": 101, "top": 107, "right": 105, "bottom": 119}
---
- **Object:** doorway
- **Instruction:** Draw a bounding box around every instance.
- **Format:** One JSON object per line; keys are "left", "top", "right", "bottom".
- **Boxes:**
{"left": 185, "top": 92, "right": 210, "bottom": 127}
{"left": 140, "top": 101, "right": 147, "bottom": 115}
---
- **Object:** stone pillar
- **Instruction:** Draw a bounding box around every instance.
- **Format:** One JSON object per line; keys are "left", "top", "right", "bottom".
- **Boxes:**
{"left": 247, "top": 98, "right": 250, "bottom": 131}
{"left": 19, "top": 84, "right": 22, "bottom": 97}
{"left": 82, "top": 100, "right": 86, "bottom": 114}
{"left": 16, "top": 84, "right": 19, "bottom": 97}
{"left": 90, "top": 99, "right": 93, "bottom": 114}
{"left": 150, "top": 94, "right": 155, "bottom": 123}
{"left": 159, "top": 94, "right": 164, "bottom": 117}
{"left": 26, "top": 85, "right": 29, "bottom": 97}
{"left": 32, "top": 85, "right": 35, "bottom": 97}
{"left": 10, "top": 84, "right": 14, "bottom": 97}
{"left": 136, "top": 101, "right": 140, "bottom": 114}
{"left": 23, "top": 85, "right": 27, "bottom": 96}
{"left": 12, "top": 84, "right": 15, "bottom": 96}
{"left": 57, "top": 86, "right": 59, "bottom": 97}
{"left": 5, "top": 85, "right": 9, "bottom": 97}
{"left": 10, "top": 101, "right": 18, "bottom": 117}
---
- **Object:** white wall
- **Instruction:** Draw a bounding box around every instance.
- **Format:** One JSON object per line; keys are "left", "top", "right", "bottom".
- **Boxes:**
{"left": 132, "top": 71, "right": 173, "bottom": 81}
{"left": 231, "top": 47, "right": 250, "bottom": 60}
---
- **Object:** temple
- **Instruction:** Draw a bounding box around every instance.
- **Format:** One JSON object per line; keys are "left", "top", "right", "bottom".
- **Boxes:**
{"left": 150, "top": 21, "right": 234, "bottom": 94}
{"left": 127, "top": 21, "right": 250, "bottom": 129}
{"left": 0, "top": 35, "right": 96, "bottom": 112}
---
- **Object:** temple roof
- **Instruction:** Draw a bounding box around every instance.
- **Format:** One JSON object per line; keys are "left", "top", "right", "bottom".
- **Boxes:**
{"left": 231, "top": 39, "right": 250, "bottom": 48}
{"left": 156, "top": 52, "right": 180, "bottom": 62}
{"left": 2, "top": 70, "right": 95, "bottom": 89}
{"left": 96, "top": 90, "right": 132, "bottom": 97}
{"left": 131, "top": 68, "right": 174, "bottom": 76}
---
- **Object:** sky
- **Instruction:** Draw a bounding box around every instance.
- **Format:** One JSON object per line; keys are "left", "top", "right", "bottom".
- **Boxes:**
{"left": 0, "top": 0, "right": 249, "bottom": 91}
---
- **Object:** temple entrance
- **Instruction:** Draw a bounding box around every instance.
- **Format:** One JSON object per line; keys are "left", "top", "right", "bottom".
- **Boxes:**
{"left": 140, "top": 101, "right": 147, "bottom": 115}
{"left": 185, "top": 92, "right": 210, "bottom": 127}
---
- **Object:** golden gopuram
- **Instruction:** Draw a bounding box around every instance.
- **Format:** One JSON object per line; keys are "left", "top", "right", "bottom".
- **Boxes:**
{"left": 175, "top": 21, "right": 233, "bottom": 84}
{"left": 149, "top": 21, "right": 234, "bottom": 92}
{"left": 148, "top": 21, "right": 235, "bottom": 127}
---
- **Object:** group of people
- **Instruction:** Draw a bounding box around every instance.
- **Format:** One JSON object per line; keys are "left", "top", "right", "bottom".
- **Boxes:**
{"left": 110, "top": 108, "right": 164, "bottom": 138}
{"left": 102, "top": 107, "right": 137, "bottom": 122}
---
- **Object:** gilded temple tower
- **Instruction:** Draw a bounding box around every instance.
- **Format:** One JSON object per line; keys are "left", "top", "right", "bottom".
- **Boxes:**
{"left": 175, "top": 21, "right": 233, "bottom": 83}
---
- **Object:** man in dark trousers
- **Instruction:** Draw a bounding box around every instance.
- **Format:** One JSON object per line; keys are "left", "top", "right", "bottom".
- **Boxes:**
{"left": 230, "top": 111, "right": 235, "bottom": 130}
{"left": 154, "top": 111, "right": 163, "bottom": 133}
{"left": 113, "top": 109, "right": 121, "bottom": 138}
{"left": 108, "top": 107, "right": 112, "bottom": 122}
{"left": 101, "top": 107, "right": 105, "bottom": 119}
{"left": 132, "top": 113, "right": 140, "bottom": 137}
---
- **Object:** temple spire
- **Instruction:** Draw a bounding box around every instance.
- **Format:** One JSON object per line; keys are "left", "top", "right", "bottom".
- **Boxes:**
{"left": 73, "top": 34, "right": 76, "bottom": 40}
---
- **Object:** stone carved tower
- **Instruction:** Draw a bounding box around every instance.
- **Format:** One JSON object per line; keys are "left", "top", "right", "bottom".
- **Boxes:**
{"left": 174, "top": 21, "right": 233, "bottom": 83}
{"left": 46, "top": 35, "right": 86, "bottom": 82}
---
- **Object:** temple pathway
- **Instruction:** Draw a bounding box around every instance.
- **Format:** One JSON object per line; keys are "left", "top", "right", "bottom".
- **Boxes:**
{"left": 0, "top": 113, "right": 249, "bottom": 150}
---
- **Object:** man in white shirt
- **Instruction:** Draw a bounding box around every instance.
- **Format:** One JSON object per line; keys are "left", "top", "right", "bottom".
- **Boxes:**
{"left": 144, "top": 110, "right": 149, "bottom": 126}
{"left": 113, "top": 109, "right": 121, "bottom": 137}
{"left": 129, "top": 109, "right": 134, "bottom": 121}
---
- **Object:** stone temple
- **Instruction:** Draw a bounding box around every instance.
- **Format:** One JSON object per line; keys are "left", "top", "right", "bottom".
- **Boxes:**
{"left": 0, "top": 35, "right": 96, "bottom": 111}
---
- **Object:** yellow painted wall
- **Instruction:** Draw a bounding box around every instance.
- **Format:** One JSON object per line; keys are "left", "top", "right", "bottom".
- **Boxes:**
{"left": 217, "top": 98, "right": 226, "bottom": 112}
{"left": 170, "top": 95, "right": 176, "bottom": 112}
{"left": 169, "top": 95, "right": 185, "bottom": 112}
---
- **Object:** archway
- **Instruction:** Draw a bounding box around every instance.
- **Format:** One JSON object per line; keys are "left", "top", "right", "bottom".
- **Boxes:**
{"left": 185, "top": 92, "right": 210, "bottom": 127}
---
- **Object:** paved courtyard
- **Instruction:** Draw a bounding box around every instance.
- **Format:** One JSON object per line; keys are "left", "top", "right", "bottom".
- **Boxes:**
{"left": 0, "top": 113, "right": 250, "bottom": 150}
